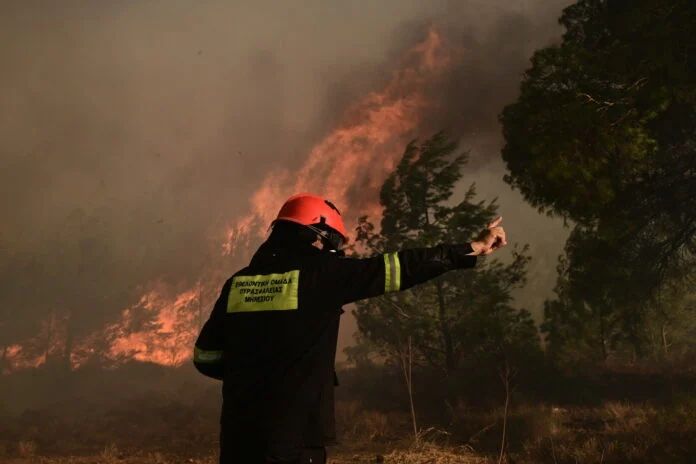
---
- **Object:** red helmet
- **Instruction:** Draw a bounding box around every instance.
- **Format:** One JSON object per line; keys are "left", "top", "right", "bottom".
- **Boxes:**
{"left": 274, "top": 193, "right": 347, "bottom": 241}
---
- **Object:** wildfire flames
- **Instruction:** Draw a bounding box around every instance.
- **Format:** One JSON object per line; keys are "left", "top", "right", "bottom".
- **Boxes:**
{"left": 5, "top": 26, "right": 455, "bottom": 372}
{"left": 225, "top": 26, "right": 452, "bottom": 247}
{"left": 108, "top": 285, "right": 201, "bottom": 366}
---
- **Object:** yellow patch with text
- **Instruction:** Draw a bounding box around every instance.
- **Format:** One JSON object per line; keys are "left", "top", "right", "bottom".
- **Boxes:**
{"left": 227, "top": 270, "right": 300, "bottom": 313}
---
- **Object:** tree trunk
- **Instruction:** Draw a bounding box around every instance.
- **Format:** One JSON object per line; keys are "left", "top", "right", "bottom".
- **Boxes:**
{"left": 498, "top": 358, "right": 512, "bottom": 464}
{"left": 661, "top": 323, "right": 669, "bottom": 357}
{"left": 0, "top": 344, "right": 8, "bottom": 373}
{"left": 424, "top": 199, "right": 456, "bottom": 374}
{"left": 435, "top": 281, "right": 455, "bottom": 376}
{"left": 63, "top": 310, "right": 74, "bottom": 373}
{"left": 44, "top": 310, "right": 54, "bottom": 364}
{"left": 629, "top": 316, "right": 643, "bottom": 362}
{"left": 599, "top": 304, "right": 608, "bottom": 362}
{"left": 398, "top": 336, "right": 419, "bottom": 443}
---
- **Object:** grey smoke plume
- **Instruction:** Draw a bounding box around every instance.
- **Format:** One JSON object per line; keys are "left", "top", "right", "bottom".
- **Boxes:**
{"left": 0, "top": 0, "right": 573, "bottom": 355}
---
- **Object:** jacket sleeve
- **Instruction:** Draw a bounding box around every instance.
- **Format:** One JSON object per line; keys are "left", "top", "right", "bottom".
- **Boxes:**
{"left": 192, "top": 279, "right": 232, "bottom": 380}
{"left": 313, "top": 243, "right": 477, "bottom": 306}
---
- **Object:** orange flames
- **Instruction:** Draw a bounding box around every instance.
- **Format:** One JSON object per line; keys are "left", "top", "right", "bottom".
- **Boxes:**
{"left": 107, "top": 284, "right": 201, "bottom": 366}
{"left": 5, "top": 26, "right": 455, "bottom": 372}
{"left": 224, "top": 26, "right": 453, "bottom": 248}
{"left": 2, "top": 284, "right": 203, "bottom": 372}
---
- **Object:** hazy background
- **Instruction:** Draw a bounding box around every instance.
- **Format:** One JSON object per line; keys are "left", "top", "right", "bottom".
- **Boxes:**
{"left": 0, "top": 0, "right": 574, "bottom": 360}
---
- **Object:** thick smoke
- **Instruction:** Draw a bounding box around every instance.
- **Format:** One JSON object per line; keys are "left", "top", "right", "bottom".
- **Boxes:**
{"left": 0, "top": 0, "right": 573, "bottom": 357}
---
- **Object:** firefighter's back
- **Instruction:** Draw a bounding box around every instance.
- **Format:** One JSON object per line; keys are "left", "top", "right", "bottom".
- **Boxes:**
{"left": 221, "top": 246, "right": 342, "bottom": 457}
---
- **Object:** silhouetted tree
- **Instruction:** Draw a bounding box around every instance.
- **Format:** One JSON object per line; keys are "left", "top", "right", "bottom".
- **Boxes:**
{"left": 350, "top": 132, "right": 540, "bottom": 409}
{"left": 501, "top": 0, "right": 696, "bottom": 363}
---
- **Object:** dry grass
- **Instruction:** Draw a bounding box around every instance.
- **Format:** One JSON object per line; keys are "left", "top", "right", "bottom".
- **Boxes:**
{"left": 1, "top": 398, "right": 694, "bottom": 464}
{"left": 17, "top": 440, "right": 37, "bottom": 458}
{"left": 382, "top": 442, "right": 488, "bottom": 464}
{"left": 2, "top": 457, "right": 218, "bottom": 464}
{"left": 519, "top": 400, "right": 696, "bottom": 464}
{"left": 98, "top": 443, "right": 121, "bottom": 463}
{"left": 335, "top": 400, "right": 409, "bottom": 443}
{"left": 333, "top": 401, "right": 491, "bottom": 463}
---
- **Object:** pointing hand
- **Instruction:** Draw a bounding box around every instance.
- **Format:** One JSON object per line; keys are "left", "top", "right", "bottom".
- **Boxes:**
{"left": 470, "top": 216, "right": 508, "bottom": 256}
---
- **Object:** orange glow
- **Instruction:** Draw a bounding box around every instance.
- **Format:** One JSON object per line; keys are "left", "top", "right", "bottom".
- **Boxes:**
{"left": 224, "top": 25, "right": 453, "bottom": 251}
{"left": 4, "top": 344, "right": 45, "bottom": 372}
{"left": 107, "top": 285, "right": 200, "bottom": 366}
{"left": 5, "top": 26, "right": 455, "bottom": 372}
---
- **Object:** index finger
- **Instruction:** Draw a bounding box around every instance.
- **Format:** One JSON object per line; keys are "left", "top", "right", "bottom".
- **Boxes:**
{"left": 487, "top": 216, "right": 503, "bottom": 229}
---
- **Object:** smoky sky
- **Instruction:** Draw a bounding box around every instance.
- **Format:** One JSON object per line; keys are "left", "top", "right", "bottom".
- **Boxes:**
{"left": 0, "top": 0, "right": 573, "bottom": 350}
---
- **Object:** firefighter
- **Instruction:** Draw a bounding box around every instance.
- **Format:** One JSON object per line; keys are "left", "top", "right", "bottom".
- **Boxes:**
{"left": 193, "top": 193, "right": 507, "bottom": 464}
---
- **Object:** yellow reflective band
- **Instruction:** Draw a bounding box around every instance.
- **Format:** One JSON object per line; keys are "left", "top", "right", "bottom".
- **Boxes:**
{"left": 193, "top": 346, "right": 223, "bottom": 364}
{"left": 227, "top": 270, "right": 300, "bottom": 313}
{"left": 393, "top": 252, "right": 401, "bottom": 292}
{"left": 383, "top": 253, "right": 401, "bottom": 293}
{"left": 384, "top": 254, "right": 392, "bottom": 293}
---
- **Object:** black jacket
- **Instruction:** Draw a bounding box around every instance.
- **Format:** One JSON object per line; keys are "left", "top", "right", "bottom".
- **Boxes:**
{"left": 193, "top": 240, "right": 477, "bottom": 450}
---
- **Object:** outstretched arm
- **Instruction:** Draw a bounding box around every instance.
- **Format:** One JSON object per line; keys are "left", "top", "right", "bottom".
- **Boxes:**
{"left": 312, "top": 217, "right": 508, "bottom": 306}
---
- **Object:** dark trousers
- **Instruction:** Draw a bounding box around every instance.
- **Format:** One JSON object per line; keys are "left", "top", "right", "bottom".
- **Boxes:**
{"left": 220, "top": 446, "right": 326, "bottom": 464}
